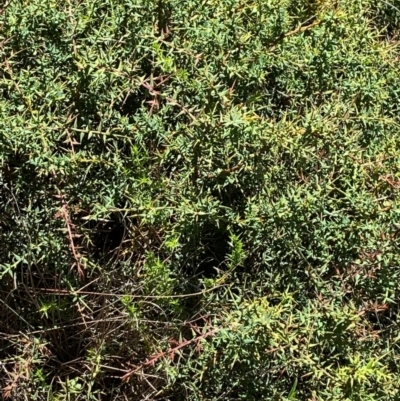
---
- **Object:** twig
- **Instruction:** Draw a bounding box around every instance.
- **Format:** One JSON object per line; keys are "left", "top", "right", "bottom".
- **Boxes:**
{"left": 165, "top": 96, "right": 197, "bottom": 121}
{"left": 22, "top": 283, "right": 227, "bottom": 298}
{"left": 67, "top": 0, "right": 77, "bottom": 57}
{"left": 206, "top": 162, "right": 243, "bottom": 179}
{"left": 50, "top": 169, "right": 85, "bottom": 279}
{"left": 58, "top": 194, "right": 85, "bottom": 279}
{"left": 269, "top": 20, "right": 322, "bottom": 52}
{"left": 121, "top": 328, "right": 219, "bottom": 381}
{"left": 379, "top": 0, "right": 400, "bottom": 14}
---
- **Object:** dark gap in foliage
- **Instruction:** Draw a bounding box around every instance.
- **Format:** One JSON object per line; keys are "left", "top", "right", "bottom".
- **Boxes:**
{"left": 2, "top": 151, "right": 30, "bottom": 173}
{"left": 44, "top": 326, "right": 87, "bottom": 364}
{"left": 73, "top": 89, "right": 102, "bottom": 128}
{"left": 180, "top": 220, "right": 230, "bottom": 279}
{"left": 116, "top": 88, "right": 146, "bottom": 117}
{"left": 156, "top": 0, "right": 173, "bottom": 37}
{"left": 90, "top": 214, "right": 127, "bottom": 261}
{"left": 364, "top": 304, "right": 398, "bottom": 335}
{"left": 196, "top": 224, "right": 230, "bottom": 279}
{"left": 212, "top": 181, "right": 244, "bottom": 208}
{"left": 0, "top": 289, "right": 26, "bottom": 334}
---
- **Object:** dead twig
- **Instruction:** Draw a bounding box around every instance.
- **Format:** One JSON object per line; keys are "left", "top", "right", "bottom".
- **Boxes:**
{"left": 51, "top": 169, "right": 85, "bottom": 279}
{"left": 58, "top": 194, "right": 85, "bottom": 279}
{"left": 121, "top": 328, "right": 219, "bottom": 381}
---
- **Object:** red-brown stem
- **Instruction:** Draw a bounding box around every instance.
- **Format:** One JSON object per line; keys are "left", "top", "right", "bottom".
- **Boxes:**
{"left": 121, "top": 328, "right": 218, "bottom": 381}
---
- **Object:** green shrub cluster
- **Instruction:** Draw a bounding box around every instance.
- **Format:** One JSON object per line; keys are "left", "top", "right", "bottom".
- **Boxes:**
{"left": 1, "top": 0, "right": 400, "bottom": 400}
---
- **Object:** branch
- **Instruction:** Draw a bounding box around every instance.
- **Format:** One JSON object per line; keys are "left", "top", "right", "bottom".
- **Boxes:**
{"left": 121, "top": 328, "right": 218, "bottom": 381}
{"left": 59, "top": 195, "right": 85, "bottom": 279}
{"left": 51, "top": 169, "right": 85, "bottom": 279}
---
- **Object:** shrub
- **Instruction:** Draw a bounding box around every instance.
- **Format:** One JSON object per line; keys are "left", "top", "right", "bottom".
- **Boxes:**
{"left": 1, "top": 0, "right": 400, "bottom": 400}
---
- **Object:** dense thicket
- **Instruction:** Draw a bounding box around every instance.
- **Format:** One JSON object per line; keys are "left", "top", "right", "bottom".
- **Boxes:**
{"left": 1, "top": 0, "right": 400, "bottom": 400}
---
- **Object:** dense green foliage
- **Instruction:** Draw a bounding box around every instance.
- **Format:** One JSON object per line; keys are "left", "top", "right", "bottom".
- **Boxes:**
{"left": 1, "top": 0, "right": 400, "bottom": 399}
